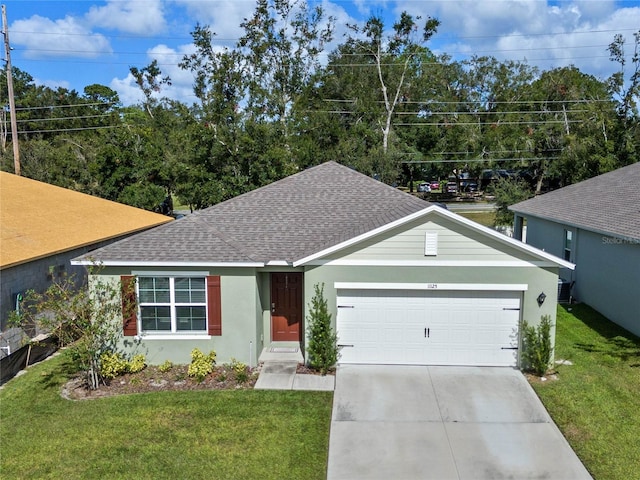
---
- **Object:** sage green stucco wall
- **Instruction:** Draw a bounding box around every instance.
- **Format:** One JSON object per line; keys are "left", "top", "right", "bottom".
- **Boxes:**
{"left": 301, "top": 211, "right": 563, "bottom": 364}
{"left": 98, "top": 267, "right": 261, "bottom": 366}
{"left": 95, "top": 211, "right": 565, "bottom": 367}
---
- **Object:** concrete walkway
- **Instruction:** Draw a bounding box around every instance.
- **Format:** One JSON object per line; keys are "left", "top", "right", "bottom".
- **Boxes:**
{"left": 254, "top": 360, "right": 334, "bottom": 391}
{"left": 327, "top": 365, "right": 592, "bottom": 480}
{"left": 253, "top": 347, "right": 334, "bottom": 391}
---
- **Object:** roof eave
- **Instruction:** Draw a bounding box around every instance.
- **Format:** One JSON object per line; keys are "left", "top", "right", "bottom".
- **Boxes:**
{"left": 71, "top": 259, "right": 265, "bottom": 268}
{"left": 1, "top": 222, "right": 172, "bottom": 270}
{"left": 294, "top": 205, "right": 575, "bottom": 270}
{"left": 509, "top": 210, "right": 640, "bottom": 243}
{"left": 293, "top": 207, "right": 436, "bottom": 267}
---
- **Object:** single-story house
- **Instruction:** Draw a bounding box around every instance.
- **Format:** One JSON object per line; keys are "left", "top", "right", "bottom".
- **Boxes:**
{"left": 0, "top": 172, "right": 172, "bottom": 357}
{"left": 510, "top": 162, "right": 640, "bottom": 337}
{"left": 73, "top": 162, "right": 573, "bottom": 368}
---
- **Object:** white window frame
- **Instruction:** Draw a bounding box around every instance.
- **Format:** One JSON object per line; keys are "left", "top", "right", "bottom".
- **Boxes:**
{"left": 563, "top": 229, "right": 573, "bottom": 262}
{"left": 136, "top": 273, "right": 209, "bottom": 338}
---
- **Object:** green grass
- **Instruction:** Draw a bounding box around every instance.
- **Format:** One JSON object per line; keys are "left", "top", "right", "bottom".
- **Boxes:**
{"left": 531, "top": 304, "right": 640, "bottom": 480}
{"left": 0, "top": 353, "right": 333, "bottom": 479}
{"left": 456, "top": 210, "right": 496, "bottom": 227}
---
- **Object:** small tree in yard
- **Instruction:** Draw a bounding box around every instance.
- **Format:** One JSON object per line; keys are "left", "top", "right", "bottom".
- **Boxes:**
{"left": 306, "top": 283, "right": 339, "bottom": 375}
{"left": 522, "top": 315, "right": 553, "bottom": 376}
{"left": 491, "top": 177, "right": 533, "bottom": 227}
{"left": 10, "top": 269, "right": 133, "bottom": 390}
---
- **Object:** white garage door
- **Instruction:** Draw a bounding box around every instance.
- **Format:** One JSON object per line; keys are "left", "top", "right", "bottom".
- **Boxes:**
{"left": 336, "top": 289, "right": 521, "bottom": 366}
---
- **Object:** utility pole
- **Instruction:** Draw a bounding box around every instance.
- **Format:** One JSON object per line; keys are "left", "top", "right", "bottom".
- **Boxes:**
{"left": 2, "top": 4, "right": 20, "bottom": 175}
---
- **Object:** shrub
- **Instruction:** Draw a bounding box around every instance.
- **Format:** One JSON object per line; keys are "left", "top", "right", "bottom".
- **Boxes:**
{"left": 129, "top": 354, "right": 146, "bottom": 374}
{"left": 306, "top": 283, "right": 339, "bottom": 375}
{"left": 158, "top": 360, "right": 173, "bottom": 373}
{"left": 9, "top": 270, "right": 130, "bottom": 389}
{"left": 187, "top": 348, "right": 217, "bottom": 382}
{"left": 100, "top": 352, "right": 147, "bottom": 379}
{"left": 100, "top": 352, "right": 129, "bottom": 380}
{"left": 230, "top": 358, "right": 248, "bottom": 384}
{"left": 522, "top": 315, "right": 553, "bottom": 376}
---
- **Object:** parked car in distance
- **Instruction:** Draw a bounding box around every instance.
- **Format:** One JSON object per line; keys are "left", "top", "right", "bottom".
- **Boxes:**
{"left": 446, "top": 182, "right": 458, "bottom": 193}
{"left": 462, "top": 182, "right": 478, "bottom": 193}
{"left": 429, "top": 181, "right": 440, "bottom": 190}
{"left": 417, "top": 182, "right": 431, "bottom": 192}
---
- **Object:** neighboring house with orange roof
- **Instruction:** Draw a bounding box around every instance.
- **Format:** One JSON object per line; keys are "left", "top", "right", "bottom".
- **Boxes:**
{"left": 0, "top": 172, "right": 172, "bottom": 357}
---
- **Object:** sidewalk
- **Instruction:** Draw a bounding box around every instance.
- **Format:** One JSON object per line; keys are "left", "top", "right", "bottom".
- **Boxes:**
{"left": 254, "top": 346, "right": 334, "bottom": 391}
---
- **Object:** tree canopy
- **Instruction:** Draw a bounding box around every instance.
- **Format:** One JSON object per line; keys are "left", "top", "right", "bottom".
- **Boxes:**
{"left": 2, "top": 1, "right": 638, "bottom": 213}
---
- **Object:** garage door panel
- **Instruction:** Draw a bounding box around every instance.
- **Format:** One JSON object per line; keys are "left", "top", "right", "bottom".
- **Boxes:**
{"left": 336, "top": 289, "right": 521, "bottom": 367}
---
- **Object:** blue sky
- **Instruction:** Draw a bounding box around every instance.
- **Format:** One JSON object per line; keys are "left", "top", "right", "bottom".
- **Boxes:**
{"left": 6, "top": 0, "right": 640, "bottom": 106}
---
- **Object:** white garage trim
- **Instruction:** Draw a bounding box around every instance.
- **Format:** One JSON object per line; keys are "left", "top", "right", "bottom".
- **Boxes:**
{"left": 336, "top": 288, "right": 522, "bottom": 367}
{"left": 334, "top": 282, "right": 528, "bottom": 291}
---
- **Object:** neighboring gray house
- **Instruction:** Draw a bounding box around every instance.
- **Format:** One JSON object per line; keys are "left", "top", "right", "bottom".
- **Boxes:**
{"left": 0, "top": 172, "right": 172, "bottom": 358}
{"left": 510, "top": 162, "right": 640, "bottom": 337}
{"left": 74, "top": 162, "right": 573, "bottom": 368}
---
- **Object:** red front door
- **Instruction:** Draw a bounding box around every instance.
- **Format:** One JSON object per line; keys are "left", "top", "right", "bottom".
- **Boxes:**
{"left": 271, "top": 273, "right": 303, "bottom": 342}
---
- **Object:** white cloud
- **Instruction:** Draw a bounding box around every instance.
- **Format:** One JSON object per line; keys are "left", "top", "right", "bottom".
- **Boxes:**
{"left": 572, "top": 0, "right": 618, "bottom": 23}
{"left": 352, "top": 0, "right": 389, "bottom": 16}
{"left": 11, "top": 15, "right": 111, "bottom": 58}
{"left": 172, "top": 0, "right": 247, "bottom": 40}
{"left": 86, "top": 0, "right": 167, "bottom": 35}
{"left": 321, "top": 1, "right": 360, "bottom": 54}
{"left": 33, "top": 77, "right": 71, "bottom": 91}
{"left": 392, "top": 0, "right": 640, "bottom": 80}
{"left": 111, "top": 43, "right": 198, "bottom": 105}
{"left": 110, "top": 73, "right": 145, "bottom": 106}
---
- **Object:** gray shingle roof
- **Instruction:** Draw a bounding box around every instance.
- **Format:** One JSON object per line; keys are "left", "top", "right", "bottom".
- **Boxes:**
{"left": 509, "top": 162, "right": 640, "bottom": 241}
{"left": 78, "top": 162, "right": 431, "bottom": 265}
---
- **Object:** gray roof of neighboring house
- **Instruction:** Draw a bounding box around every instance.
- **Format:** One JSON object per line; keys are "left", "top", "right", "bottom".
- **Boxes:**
{"left": 509, "top": 162, "right": 640, "bottom": 241}
{"left": 76, "top": 162, "right": 431, "bottom": 265}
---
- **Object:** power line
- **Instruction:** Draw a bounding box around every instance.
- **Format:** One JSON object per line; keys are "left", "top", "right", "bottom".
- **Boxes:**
{"left": 324, "top": 56, "right": 619, "bottom": 67}
{"left": 422, "top": 149, "right": 564, "bottom": 155}
{"left": 12, "top": 52, "right": 630, "bottom": 70}
{"left": 323, "top": 99, "right": 612, "bottom": 105}
{"left": 319, "top": 109, "right": 589, "bottom": 116}
{"left": 15, "top": 101, "right": 117, "bottom": 111}
{"left": 15, "top": 42, "right": 614, "bottom": 58}
{"left": 10, "top": 26, "right": 638, "bottom": 43}
{"left": 14, "top": 125, "right": 120, "bottom": 135}
{"left": 393, "top": 120, "right": 585, "bottom": 126}
{"left": 402, "top": 157, "right": 561, "bottom": 164}
{"left": 15, "top": 113, "right": 114, "bottom": 124}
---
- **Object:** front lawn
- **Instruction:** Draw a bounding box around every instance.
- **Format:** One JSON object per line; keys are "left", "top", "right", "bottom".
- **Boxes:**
{"left": 531, "top": 304, "right": 640, "bottom": 480}
{"left": 0, "top": 353, "right": 333, "bottom": 479}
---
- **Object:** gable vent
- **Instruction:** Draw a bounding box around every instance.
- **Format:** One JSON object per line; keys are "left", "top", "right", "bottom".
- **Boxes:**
{"left": 424, "top": 232, "right": 438, "bottom": 256}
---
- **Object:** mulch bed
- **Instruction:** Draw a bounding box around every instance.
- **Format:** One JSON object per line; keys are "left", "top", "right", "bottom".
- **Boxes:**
{"left": 62, "top": 362, "right": 335, "bottom": 400}
{"left": 295, "top": 364, "right": 335, "bottom": 376}
{"left": 62, "top": 364, "right": 259, "bottom": 400}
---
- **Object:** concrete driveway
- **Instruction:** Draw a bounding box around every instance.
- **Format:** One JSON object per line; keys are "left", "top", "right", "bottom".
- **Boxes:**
{"left": 327, "top": 365, "right": 592, "bottom": 480}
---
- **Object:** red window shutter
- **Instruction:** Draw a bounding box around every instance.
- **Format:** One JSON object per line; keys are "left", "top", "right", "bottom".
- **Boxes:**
{"left": 207, "top": 275, "right": 222, "bottom": 336}
{"left": 121, "top": 276, "right": 137, "bottom": 336}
